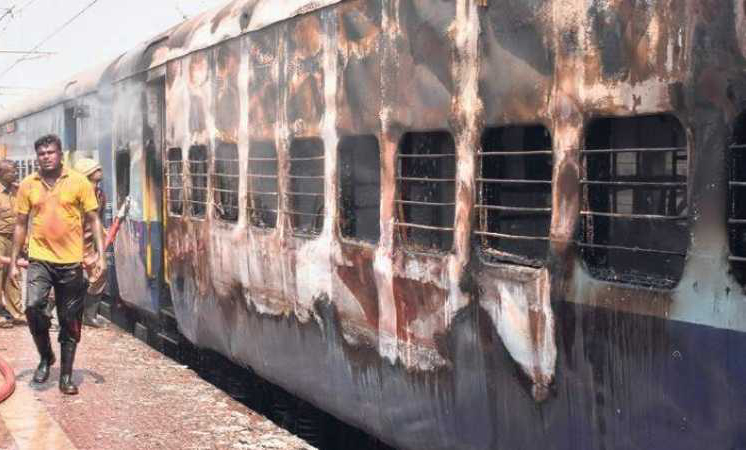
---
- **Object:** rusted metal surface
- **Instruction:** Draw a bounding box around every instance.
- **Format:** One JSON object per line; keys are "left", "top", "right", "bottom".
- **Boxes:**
{"left": 1, "top": 0, "right": 746, "bottom": 449}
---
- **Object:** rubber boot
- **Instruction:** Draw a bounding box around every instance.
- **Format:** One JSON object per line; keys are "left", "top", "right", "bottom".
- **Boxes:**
{"left": 31, "top": 333, "right": 56, "bottom": 384}
{"left": 83, "top": 294, "right": 103, "bottom": 328}
{"left": 58, "top": 342, "right": 78, "bottom": 395}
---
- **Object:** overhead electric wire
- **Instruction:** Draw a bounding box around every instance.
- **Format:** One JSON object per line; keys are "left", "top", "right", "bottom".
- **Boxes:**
{"left": 0, "top": 0, "right": 102, "bottom": 80}
{"left": 0, "top": 0, "right": 37, "bottom": 33}
{"left": 0, "top": 5, "right": 14, "bottom": 24}
{"left": 0, "top": 50, "right": 56, "bottom": 54}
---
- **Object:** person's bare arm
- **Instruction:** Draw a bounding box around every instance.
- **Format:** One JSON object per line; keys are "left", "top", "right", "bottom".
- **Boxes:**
{"left": 85, "top": 210, "right": 106, "bottom": 274}
{"left": 8, "top": 213, "right": 28, "bottom": 282}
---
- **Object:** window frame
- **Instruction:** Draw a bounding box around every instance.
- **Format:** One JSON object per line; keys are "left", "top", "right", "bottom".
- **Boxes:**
{"left": 287, "top": 137, "right": 325, "bottom": 238}
{"left": 247, "top": 140, "right": 280, "bottom": 231}
{"left": 475, "top": 124, "right": 554, "bottom": 267}
{"left": 212, "top": 142, "right": 240, "bottom": 223}
{"left": 165, "top": 147, "right": 184, "bottom": 217}
{"left": 395, "top": 130, "right": 457, "bottom": 255}
{"left": 187, "top": 145, "right": 209, "bottom": 220}
{"left": 578, "top": 113, "right": 690, "bottom": 289}
{"left": 115, "top": 148, "right": 131, "bottom": 210}
{"left": 338, "top": 134, "right": 382, "bottom": 245}
{"left": 727, "top": 112, "right": 746, "bottom": 285}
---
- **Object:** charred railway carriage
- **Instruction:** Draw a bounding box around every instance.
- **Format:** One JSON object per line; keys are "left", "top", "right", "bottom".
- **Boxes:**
{"left": 1, "top": 1, "right": 746, "bottom": 449}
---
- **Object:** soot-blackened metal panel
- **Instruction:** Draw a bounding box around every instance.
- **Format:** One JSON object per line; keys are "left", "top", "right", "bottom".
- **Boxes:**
{"left": 157, "top": 1, "right": 746, "bottom": 449}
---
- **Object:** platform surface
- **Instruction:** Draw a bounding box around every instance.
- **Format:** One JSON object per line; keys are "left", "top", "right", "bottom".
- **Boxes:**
{"left": 0, "top": 323, "right": 314, "bottom": 449}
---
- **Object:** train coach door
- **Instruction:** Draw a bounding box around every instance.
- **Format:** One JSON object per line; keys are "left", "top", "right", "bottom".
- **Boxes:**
{"left": 144, "top": 74, "right": 168, "bottom": 309}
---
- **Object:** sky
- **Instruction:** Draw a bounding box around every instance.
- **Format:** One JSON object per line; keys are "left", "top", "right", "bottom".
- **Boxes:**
{"left": 0, "top": 0, "right": 230, "bottom": 110}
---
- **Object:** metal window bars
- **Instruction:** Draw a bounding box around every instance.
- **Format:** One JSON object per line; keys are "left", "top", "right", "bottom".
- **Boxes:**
{"left": 287, "top": 139, "right": 325, "bottom": 236}
{"left": 13, "top": 160, "right": 24, "bottom": 179}
{"left": 248, "top": 141, "right": 279, "bottom": 229}
{"left": 395, "top": 132, "right": 456, "bottom": 252}
{"left": 14, "top": 159, "right": 36, "bottom": 180}
{"left": 728, "top": 142, "right": 746, "bottom": 284}
{"left": 166, "top": 148, "right": 183, "bottom": 215}
{"left": 188, "top": 146, "right": 209, "bottom": 218}
{"left": 212, "top": 145, "right": 239, "bottom": 222}
{"left": 579, "top": 142, "right": 688, "bottom": 288}
{"left": 475, "top": 128, "right": 553, "bottom": 266}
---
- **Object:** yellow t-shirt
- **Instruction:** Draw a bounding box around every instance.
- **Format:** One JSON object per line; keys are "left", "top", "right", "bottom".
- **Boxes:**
{"left": 15, "top": 166, "right": 99, "bottom": 264}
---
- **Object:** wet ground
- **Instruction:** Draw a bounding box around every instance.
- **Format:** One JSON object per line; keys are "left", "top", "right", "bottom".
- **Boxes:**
{"left": 0, "top": 323, "right": 315, "bottom": 450}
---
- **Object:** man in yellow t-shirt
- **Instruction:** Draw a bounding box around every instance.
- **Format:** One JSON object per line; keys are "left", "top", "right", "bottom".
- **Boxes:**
{"left": 8, "top": 134, "right": 105, "bottom": 395}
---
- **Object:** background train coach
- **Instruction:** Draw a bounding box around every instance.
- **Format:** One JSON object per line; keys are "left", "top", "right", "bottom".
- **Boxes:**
{"left": 1, "top": 1, "right": 746, "bottom": 449}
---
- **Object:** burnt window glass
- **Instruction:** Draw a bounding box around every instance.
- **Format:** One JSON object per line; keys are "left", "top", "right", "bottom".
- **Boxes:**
{"left": 339, "top": 135, "right": 380, "bottom": 243}
{"left": 288, "top": 138, "right": 325, "bottom": 236}
{"left": 580, "top": 114, "right": 688, "bottom": 289}
{"left": 166, "top": 148, "right": 183, "bottom": 216}
{"left": 396, "top": 131, "right": 456, "bottom": 253}
{"left": 213, "top": 143, "right": 239, "bottom": 222}
{"left": 477, "top": 126, "right": 553, "bottom": 266}
{"left": 248, "top": 141, "right": 279, "bottom": 229}
{"left": 188, "top": 145, "right": 208, "bottom": 218}
{"left": 728, "top": 113, "right": 746, "bottom": 285}
{"left": 115, "top": 150, "right": 130, "bottom": 208}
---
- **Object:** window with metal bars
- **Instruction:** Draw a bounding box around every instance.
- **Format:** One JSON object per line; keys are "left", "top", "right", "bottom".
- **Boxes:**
{"left": 213, "top": 143, "right": 239, "bottom": 222}
{"left": 728, "top": 113, "right": 746, "bottom": 285}
{"left": 14, "top": 160, "right": 25, "bottom": 180}
{"left": 188, "top": 145, "right": 208, "bottom": 218}
{"left": 166, "top": 148, "right": 183, "bottom": 216}
{"left": 339, "top": 135, "right": 380, "bottom": 243}
{"left": 248, "top": 141, "right": 279, "bottom": 229}
{"left": 477, "top": 126, "right": 553, "bottom": 266}
{"left": 580, "top": 115, "right": 688, "bottom": 289}
{"left": 396, "top": 131, "right": 455, "bottom": 253}
{"left": 288, "top": 138, "right": 324, "bottom": 236}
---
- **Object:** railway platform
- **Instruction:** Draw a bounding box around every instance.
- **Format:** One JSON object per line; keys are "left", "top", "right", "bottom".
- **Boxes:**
{"left": 0, "top": 322, "right": 314, "bottom": 450}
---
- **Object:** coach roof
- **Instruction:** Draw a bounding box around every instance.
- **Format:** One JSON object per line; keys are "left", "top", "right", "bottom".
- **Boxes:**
{"left": 109, "top": 0, "right": 344, "bottom": 82}
{"left": 0, "top": 0, "right": 344, "bottom": 124}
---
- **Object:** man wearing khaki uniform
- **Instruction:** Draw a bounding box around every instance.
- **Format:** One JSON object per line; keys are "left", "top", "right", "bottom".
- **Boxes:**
{"left": 0, "top": 159, "right": 23, "bottom": 327}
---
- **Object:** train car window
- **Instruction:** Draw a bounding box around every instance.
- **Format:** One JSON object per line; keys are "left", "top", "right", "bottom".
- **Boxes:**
{"left": 188, "top": 145, "right": 209, "bottom": 218}
{"left": 728, "top": 113, "right": 746, "bottom": 285}
{"left": 476, "top": 126, "right": 553, "bottom": 266}
{"left": 166, "top": 148, "right": 183, "bottom": 216}
{"left": 396, "top": 131, "right": 456, "bottom": 253}
{"left": 288, "top": 138, "right": 325, "bottom": 236}
{"left": 580, "top": 114, "right": 688, "bottom": 289}
{"left": 339, "top": 135, "right": 381, "bottom": 243}
{"left": 213, "top": 143, "right": 239, "bottom": 222}
{"left": 115, "top": 151, "right": 130, "bottom": 208}
{"left": 248, "top": 141, "right": 278, "bottom": 229}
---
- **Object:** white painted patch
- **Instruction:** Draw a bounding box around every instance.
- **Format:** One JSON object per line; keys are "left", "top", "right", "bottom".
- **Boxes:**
{"left": 480, "top": 268, "right": 556, "bottom": 398}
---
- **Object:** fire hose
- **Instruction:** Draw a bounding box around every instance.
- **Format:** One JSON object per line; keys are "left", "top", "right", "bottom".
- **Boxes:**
{"left": 0, "top": 354, "right": 15, "bottom": 404}
{"left": 104, "top": 196, "right": 130, "bottom": 250}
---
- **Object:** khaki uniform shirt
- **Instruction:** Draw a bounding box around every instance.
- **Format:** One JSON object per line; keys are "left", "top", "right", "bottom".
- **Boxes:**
{"left": 0, "top": 184, "right": 16, "bottom": 236}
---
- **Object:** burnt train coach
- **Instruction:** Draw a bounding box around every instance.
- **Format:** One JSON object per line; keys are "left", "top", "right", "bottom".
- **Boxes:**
{"left": 1, "top": 1, "right": 746, "bottom": 449}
